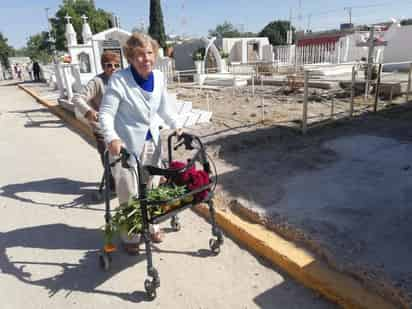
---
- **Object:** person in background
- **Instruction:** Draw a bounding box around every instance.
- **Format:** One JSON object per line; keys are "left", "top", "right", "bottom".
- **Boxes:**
{"left": 26, "top": 62, "right": 33, "bottom": 81}
{"left": 16, "top": 64, "right": 22, "bottom": 81}
{"left": 32, "top": 61, "right": 41, "bottom": 81}
{"left": 72, "top": 51, "right": 121, "bottom": 192}
{"left": 13, "top": 63, "right": 18, "bottom": 79}
{"left": 99, "top": 32, "right": 182, "bottom": 244}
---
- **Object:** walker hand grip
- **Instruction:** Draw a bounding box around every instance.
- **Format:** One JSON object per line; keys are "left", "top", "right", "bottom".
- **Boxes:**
{"left": 167, "top": 132, "right": 205, "bottom": 163}
{"left": 120, "top": 147, "right": 130, "bottom": 168}
{"left": 174, "top": 134, "right": 194, "bottom": 151}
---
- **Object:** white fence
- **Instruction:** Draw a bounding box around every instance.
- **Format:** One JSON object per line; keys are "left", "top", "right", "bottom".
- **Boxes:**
{"left": 300, "top": 61, "right": 412, "bottom": 134}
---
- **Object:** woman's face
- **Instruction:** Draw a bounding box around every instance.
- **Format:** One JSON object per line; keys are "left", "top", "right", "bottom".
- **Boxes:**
{"left": 130, "top": 44, "right": 155, "bottom": 78}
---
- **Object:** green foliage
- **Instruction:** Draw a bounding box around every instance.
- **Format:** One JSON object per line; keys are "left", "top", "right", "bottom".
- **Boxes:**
{"left": 209, "top": 21, "right": 241, "bottom": 38}
{"left": 401, "top": 19, "right": 412, "bottom": 25}
{"left": 148, "top": 0, "right": 167, "bottom": 48}
{"left": 219, "top": 49, "right": 229, "bottom": 59}
{"left": 25, "top": 32, "right": 52, "bottom": 64}
{"left": 50, "top": 0, "right": 112, "bottom": 51}
{"left": 105, "top": 185, "right": 187, "bottom": 241}
{"left": 192, "top": 47, "right": 205, "bottom": 61}
{"left": 147, "top": 185, "right": 187, "bottom": 203}
{"left": 208, "top": 21, "right": 257, "bottom": 38}
{"left": 13, "top": 48, "right": 27, "bottom": 57}
{"left": 0, "top": 33, "right": 13, "bottom": 68}
{"left": 259, "top": 20, "right": 295, "bottom": 46}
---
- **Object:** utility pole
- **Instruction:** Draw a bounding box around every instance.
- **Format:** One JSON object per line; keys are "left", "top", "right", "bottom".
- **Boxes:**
{"left": 365, "top": 27, "right": 375, "bottom": 99}
{"left": 287, "top": 8, "right": 293, "bottom": 44}
{"left": 298, "top": 0, "right": 302, "bottom": 31}
{"left": 45, "top": 8, "right": 51, "bottom": 36}
{"left": 356, "top": 26, "right": 387, "bottom": 99}
{"left": 344, "top": 7, "right": 352, "bottom": 25}
{"left": 45, "top": 7, "right": 56, "bottom": 63}
{"left": 307, "top": 14, "right": 312, "bottom": 32}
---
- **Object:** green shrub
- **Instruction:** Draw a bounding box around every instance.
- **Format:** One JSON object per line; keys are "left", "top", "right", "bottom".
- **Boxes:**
{"left": 192, "top": 47, "right": 205, "bottom": 61}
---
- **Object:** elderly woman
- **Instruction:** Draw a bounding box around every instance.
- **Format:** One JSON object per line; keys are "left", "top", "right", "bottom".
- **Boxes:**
{"left": 73, "top": 51, "right": 121, "bottom": 192}
{"left": 99, "top": 33, "right": 181, "bottom": 244}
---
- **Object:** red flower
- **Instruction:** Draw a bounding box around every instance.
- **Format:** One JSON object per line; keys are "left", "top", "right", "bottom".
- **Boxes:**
{"left": 170, "top": 160, "right": 210, "bottom": 201}
{"left": 170, "top": 160, "right": 194, "bottom": 185}
{"left": 187, "top": 170, "right": 210, "bottom": 201}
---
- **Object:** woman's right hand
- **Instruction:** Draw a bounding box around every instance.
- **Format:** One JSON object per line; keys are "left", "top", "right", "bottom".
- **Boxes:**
{"left": 85, "top": 110, "right": 98, "bottom": 122}
{"left": 108, "top": 139, "right": 123, "bottom": 156}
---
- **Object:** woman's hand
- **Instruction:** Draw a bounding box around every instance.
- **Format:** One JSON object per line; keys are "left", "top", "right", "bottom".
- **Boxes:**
{"left": 84, "top": 110, "right": 98, "bottom": 122}
{"left": 108, "top": 139, "right": 123, "bottom": 156}
{"left": 176, "top": 128, "right": 184, "bottom": 136}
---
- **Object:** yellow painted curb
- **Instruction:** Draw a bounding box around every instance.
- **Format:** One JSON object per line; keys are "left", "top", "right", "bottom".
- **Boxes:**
{"left": 18, "top": 84, "right": 404, "bottom": 309}
{"left": 18, "top": 84, "right": 95, "bottom": 142}
{"left": 194, "top": 204, "right": 401, "bottom": 309}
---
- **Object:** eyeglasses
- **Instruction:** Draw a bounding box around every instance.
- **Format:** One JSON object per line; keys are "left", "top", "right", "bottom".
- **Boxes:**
{"left": 104, "top": 63, "right": 121, "bottom": 69}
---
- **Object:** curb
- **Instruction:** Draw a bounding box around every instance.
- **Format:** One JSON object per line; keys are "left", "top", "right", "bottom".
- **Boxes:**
{"left": 18, "top": 84, "right": 95, "bottom": 142}
{"left": 18, "top": 84, "right": 403, "bottom": 309}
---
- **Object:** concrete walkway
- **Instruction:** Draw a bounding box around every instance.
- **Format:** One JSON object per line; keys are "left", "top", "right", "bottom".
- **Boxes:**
{"left": 0, "top": 81, "right": 335, "bottom": 308}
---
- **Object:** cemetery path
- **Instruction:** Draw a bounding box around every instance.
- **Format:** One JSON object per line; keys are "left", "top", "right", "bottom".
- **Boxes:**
{"left": 0, "top": 80, "right": 335, "bottom": 308}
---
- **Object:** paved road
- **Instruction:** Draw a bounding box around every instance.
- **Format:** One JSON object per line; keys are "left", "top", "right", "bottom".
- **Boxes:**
{"left": 0, "top": 81, "right": 336, "bottom": 309}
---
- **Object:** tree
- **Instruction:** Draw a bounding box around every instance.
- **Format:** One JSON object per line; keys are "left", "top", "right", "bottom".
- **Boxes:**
{"left": 0, "top": 33, "right": 13, "bottom": 68}
{"left": 208, "top": 21, "right": 241, "bottom": 38}
{"left": 132, "top": 23, "right": 148, "bottom": 34}
{"left": 259, "top": 20, "right": 295, "bottom": 46}
{"left": 401, "top": 19, "right": 412, "bottom": 25}
{"left": 25, "top": 32, "right": 53, "bottom": 64}
{"left": 148, "top": 0, "right": 167, "bottom": 48}
{"left": 50, "top": 0, "right": 112, "bottom": 51}
{"left": 208, "top": 21, "right": 256, "bottom": 38}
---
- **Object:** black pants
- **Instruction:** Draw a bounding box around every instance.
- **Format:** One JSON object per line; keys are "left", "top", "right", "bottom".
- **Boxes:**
{"left": 94, "top": 131, "right": 115, "bottom": 191}
{"left": 33, "top": 71, "right": 40, "bottom": 81}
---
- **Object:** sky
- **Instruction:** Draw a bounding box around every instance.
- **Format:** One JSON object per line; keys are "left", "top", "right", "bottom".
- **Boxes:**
{"left": 1, "top": 0, "right": 412, "bottom": 48}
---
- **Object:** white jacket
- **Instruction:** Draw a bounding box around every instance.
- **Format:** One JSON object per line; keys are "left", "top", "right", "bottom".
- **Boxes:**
{"left": 99, "top": 67, "right": 178, "bottom": 157}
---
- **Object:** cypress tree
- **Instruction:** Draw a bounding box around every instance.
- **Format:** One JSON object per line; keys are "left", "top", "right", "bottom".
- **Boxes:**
{"left": 148, "top": 0, "right": 166, "bottom": 48}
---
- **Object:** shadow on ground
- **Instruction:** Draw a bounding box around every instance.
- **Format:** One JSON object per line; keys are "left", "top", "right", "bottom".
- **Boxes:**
{"left": 0, "top": 177, "right": 104, "bottom": 210}
{"left": 9, "top": 108, "right": 65, "bottom": 129}
{"left": 0, "top": 224, "right": 149, "bottom": 302}
{"left": 202, "top": 103, "right": 412, "bottom": 299}
{"left": 0, "top": 223, "right": 231, "bottom": 303}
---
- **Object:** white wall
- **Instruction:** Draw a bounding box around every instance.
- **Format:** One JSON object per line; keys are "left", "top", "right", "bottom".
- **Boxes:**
{"left": 223, "top": 37, "right": 271, "bottom": 63}
{"left": 342, "top": 32, "right": 370, "bottom": 63}
{"left": 67, "top": 28, "right": 131, "bottom": 85}
{"left": 262, "top": 45, "right": 274, "bottom": 62}
{"left": 69, "top": 45, "right": 96, "bottom": 85}
{"left": 382, "top": 24, "right": 412, "bottom": 71}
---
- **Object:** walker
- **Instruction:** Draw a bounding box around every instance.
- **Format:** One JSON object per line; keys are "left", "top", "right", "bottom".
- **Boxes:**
{"left": 98, "top": 132, "right": 223, "bottom": 300}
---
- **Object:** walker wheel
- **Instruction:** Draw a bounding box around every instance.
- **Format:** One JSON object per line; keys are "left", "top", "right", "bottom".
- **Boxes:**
{"left": 171, "top": 217, "right": 181, "bottom": 231}
{"left": 99, "top": 252, "right": 111, "bottom": 271}
{"left": 216, "top": 230, "right": 224, "bottom": 245}
{"left": 209, "top": 238, "right": 221, "bottom": 255}
{"left": 144, "top": 279, "right": 157, "bottom": 300}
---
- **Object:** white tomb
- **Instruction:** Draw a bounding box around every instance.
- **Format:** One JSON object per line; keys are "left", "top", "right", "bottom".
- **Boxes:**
{"left": 65, "top": 14, "right": 131, "bottom": 85}
{"left": 53, "top": 15, "right": 211, "bottom": 128}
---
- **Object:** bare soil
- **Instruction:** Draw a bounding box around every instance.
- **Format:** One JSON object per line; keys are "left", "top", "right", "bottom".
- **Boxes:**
{"left": 172, "top": 84, "right": 412, "bottom": 307}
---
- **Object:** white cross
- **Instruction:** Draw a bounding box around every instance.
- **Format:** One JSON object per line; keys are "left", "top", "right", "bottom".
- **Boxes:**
{"left": 64, "top": 15, "right": 72, "bottom": 24}
{"left": 81, "top": 14, "right": 88, "bottom": 23}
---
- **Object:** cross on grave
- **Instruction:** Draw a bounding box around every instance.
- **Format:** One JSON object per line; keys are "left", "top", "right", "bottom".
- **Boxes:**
{"left": 356, "top": 27, "right": 388, "bottom": 98}
{"left": 64, "top": 14, "right": 72, "bottom": 24}
{"left": 81, "top": 14, "right": 88, "bottom": 23}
